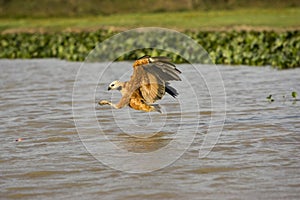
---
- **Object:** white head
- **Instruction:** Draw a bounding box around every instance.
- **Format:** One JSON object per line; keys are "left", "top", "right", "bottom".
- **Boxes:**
{"left": 108, "top": 80, "right": 123, "bottom": 91}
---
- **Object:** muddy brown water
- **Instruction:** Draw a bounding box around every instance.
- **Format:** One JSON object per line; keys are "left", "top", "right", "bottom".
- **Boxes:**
{"left": 1, "top": 59, "right": 299, "bottom": 199}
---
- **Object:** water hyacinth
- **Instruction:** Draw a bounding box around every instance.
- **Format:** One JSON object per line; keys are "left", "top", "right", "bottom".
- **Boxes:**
{"left": 0, "top": 30, "right": 299, "bottom": 69}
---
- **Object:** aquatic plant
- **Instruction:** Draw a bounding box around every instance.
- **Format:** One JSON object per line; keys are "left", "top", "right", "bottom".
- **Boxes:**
{"left": 266, "top": 94, "right": 274, "bottom": 102}
{"left": 291, "top": 91, "right": 297, "bottom": 99}
{"left": 0, "top": 30, "right": 299, "bottom": 69}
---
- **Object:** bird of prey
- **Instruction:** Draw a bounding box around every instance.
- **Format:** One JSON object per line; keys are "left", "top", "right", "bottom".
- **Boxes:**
{"left": 99, "top": 55, "right": 181, "bottom": 113}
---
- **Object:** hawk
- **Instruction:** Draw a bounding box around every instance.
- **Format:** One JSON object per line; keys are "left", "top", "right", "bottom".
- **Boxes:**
{"left": 99, "top": 55, "right": 181, "bottom": 112}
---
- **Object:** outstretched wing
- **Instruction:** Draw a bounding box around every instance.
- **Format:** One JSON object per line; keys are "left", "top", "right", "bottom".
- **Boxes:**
{"left": 132, "top": 56, "right": 181, "bottom": 103}
{"left": 115, "top": 56, "right": 181, "bottom": 108}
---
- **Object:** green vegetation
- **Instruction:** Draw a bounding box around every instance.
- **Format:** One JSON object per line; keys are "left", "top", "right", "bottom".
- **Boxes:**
{"left": 1, "top": 30, "right": 299, "bottom": 69}
{"left": 0, "top": 0, "right": 299, "bottom": 17}
{"left": 0, "top": 1, "right": 299, "bottom": 69}
{"left": 292, "top": 91, "right": 298, "bottom": 99}
{"left": 190, "top": 30, "right": 300, "bottom": 68}
{"left": 1, "top": 8, "right": 299, "bottom": 33}
{"left": 267, "top": 91, "right": 298, "bottom": 103}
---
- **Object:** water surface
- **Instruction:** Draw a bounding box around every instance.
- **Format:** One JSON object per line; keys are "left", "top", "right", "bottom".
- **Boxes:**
{"left": 1, "top": 59, "right": 300, "bottom": 199}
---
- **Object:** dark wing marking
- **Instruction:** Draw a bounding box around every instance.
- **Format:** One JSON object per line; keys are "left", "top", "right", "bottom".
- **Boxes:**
{"left": 165, "top": 82, "right": 178, "bottom": 98}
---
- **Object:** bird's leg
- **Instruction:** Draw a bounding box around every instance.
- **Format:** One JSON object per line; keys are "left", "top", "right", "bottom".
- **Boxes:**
{"left": 98, "top": 100, "right": 119, "bottom": 109}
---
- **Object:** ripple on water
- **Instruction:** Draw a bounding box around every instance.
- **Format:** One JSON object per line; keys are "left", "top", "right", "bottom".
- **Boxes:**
{"left": 1, "top": 60, "right": 300, "bottom": 200}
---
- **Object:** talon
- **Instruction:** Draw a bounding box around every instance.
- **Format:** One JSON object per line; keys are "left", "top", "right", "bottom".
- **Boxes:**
{"left": 99, "top": 100, "right": 109, "bottom": 105}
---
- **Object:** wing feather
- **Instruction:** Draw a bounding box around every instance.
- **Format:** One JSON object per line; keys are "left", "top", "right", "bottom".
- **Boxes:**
{"left": 140, "top": 72, "right": 165, "bottom": 103}
{"left": 143, "top": 63, "right": 181, "bottom": 81}
{"left": 124, "top": 56, "right": 181, "bottom": 105}
{"left": 165, "top": 82, "right": 179, "bottom": 98}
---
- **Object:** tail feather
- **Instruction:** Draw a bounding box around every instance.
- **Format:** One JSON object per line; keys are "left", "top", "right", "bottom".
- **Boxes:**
{"left": 165, "top": 83, "right": 179, "bottom": 98}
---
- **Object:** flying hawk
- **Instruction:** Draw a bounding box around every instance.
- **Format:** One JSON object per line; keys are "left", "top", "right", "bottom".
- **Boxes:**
{"left": 99, "top": 55, "right": 181, "bottom": 112}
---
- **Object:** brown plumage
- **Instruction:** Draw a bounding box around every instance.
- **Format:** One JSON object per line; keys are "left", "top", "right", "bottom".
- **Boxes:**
{"left": 99, "top": 55, "right": 181, "bottom": 112}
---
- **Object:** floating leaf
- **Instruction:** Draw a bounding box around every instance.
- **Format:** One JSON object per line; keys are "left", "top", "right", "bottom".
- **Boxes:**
{"left": 266, "top": 94, "right": 274, "bottom": 102}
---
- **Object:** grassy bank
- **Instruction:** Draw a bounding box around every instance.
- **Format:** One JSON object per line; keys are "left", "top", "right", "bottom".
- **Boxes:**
{"left": 0, "top": 0, "right": 299, "bottom": 17}
{"left": 1, "top": 30, "right": 299, "bottom": 69}
{"left": 1, "top": 4, "right": 299, "bottom": 69}
{"left": 1, "top": 8, "right": 299, "bottom": 33}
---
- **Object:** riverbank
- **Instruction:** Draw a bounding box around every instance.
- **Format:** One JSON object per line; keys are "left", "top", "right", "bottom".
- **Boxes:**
{"left": 1, "top": 7, "right": 299, "bottom": 69}
{"left": 1, "top": 8, "right": 299, "bottom": 33}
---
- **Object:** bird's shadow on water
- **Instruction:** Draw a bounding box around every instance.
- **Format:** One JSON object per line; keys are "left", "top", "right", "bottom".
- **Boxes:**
{"left": 96, "top": 105, "right": 184, "bottom": 154}
{"left": 112, "top": 131, "right": 175, "bottom": 153}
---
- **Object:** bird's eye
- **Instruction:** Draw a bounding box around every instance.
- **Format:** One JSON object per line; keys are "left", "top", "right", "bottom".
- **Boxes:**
{"left": 111, "top": 84, "right": 115, "bottom": 87}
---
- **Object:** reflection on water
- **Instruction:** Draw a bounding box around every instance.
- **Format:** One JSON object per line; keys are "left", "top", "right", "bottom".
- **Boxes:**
{"left": 1, "top": 59, "right": 300, "bottom": 199}
{"left": 115, "top": 131, "right": 173, "bottom": 153}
